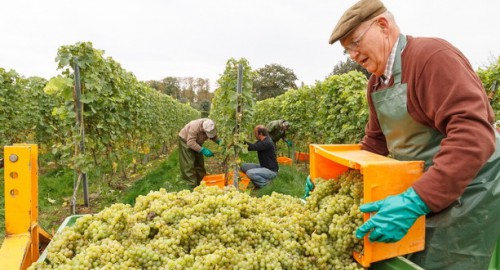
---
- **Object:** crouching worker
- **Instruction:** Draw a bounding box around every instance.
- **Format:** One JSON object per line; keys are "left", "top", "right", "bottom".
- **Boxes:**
{"left": 241, "top": 125, "right": 279, "bottom": 188}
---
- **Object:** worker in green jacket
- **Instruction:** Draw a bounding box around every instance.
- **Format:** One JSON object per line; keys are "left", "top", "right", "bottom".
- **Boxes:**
{"left": 266, "top": 120, "right": 292, "bottom": 150}
{"left": 178, "top": 118, "right": 221, "bottom": 187}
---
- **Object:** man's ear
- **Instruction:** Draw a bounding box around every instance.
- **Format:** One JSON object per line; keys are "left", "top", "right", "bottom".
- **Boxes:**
{"left": 376, "top": 17, "right": 389, "bottom": 31}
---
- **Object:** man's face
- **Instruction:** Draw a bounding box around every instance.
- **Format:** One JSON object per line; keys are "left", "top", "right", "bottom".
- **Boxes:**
{"left": 340, "top": 19, "right": 387, "bottom": 76}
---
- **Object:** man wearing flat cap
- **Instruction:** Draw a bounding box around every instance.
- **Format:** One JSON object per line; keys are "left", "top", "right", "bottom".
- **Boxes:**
{"left": 328, "top": 0, "right": 500, "bottom": 269}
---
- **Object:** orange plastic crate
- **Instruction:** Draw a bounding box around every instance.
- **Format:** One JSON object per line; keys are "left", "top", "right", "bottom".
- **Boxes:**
{"left": 201, "top": 174, "right": 226, "bottom": 188}
{"left": 309, "top": 144, "right": 425, "bottom": 267}
{"left": 294, "top": 151, "right": 310, "bottom": 161}
{"left": 201, "top": 172, "right": 249, "bottom": 190}
{"left": 277, "top": 156, "right": 292, "bottom": 165}
{"left": 227, "top": 172, "right": 250, "bottom": 190}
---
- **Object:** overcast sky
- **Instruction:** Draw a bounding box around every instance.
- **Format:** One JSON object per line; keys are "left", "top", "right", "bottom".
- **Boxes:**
{"left": 2, "top": 0, "right": 499, "bottom": 90}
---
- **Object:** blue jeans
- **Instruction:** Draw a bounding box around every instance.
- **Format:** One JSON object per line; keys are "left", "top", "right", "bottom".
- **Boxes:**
{"left": 240, "top": 163, "right": 277, "bottom": 188}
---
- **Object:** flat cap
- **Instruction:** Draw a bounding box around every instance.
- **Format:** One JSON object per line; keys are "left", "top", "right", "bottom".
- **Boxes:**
{"left": 328, "top": 0, "right": 386, "bottom": 44}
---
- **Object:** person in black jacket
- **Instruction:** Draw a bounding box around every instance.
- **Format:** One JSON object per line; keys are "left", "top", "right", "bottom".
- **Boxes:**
{"left": 240, "top": 125, "right": 279, "bottom": 188}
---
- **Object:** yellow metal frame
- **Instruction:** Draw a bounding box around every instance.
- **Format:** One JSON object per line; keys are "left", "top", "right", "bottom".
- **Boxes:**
{"left": 0, "top": 144, "right": 51, "bottom": 270}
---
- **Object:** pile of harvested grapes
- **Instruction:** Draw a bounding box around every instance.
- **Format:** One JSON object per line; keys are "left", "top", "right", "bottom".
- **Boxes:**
{"left": 30, "top": 170, "right": 365, "bottom": 270}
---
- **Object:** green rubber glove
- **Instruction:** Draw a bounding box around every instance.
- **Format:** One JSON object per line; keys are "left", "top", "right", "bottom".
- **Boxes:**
{"left": 303, "top": 175, "right": 314, "bottom": 199}
{"left": 356, "top": 187, "right": 430, "bottom": 243}
{"left": 200, "top": 147, "right": 214, "bottom": 157}
{"left": 285, "top": 139, "right": 293, "bottom": 147}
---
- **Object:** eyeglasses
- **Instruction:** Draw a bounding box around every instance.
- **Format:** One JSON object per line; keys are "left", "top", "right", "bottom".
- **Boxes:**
{"left": 343, "top": 20, "right": 377, "bottom": 54}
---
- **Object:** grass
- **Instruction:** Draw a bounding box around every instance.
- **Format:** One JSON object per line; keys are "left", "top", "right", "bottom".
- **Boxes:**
{"left": 0, "top": 147, "right": 310, "bottom": 245}
{"left": 119, "top": 148, "right": 192, "bottom": 205}
{"left": 38, "top": 168, "right": 80, "bottom": 230}
{"left": 249, "top": 159, "right": 309, "bottom": 198}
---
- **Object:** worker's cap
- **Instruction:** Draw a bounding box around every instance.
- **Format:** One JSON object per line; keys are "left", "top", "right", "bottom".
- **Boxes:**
{"left": 328, "top": 0, "right": 386, "bottom": 44}
{"left": 202, "top": 119, "right": 217, "bottom": 138}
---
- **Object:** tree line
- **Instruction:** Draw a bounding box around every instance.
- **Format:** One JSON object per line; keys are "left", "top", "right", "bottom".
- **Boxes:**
{"left": 145, "top": 63, "right": 300, "bottom": 116}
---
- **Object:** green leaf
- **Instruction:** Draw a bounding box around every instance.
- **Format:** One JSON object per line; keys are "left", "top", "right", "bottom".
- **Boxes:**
{"left": 44, "top": 76, "right": 73, "bottom": 95}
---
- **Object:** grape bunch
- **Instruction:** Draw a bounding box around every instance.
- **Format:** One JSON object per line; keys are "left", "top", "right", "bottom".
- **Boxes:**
{"left": 30, "top": 170, "right": 365, "bottom": 270}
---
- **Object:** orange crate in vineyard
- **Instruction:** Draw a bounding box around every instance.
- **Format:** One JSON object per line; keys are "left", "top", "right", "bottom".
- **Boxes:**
{"left": 202, "top": 172, "right": 250, "bottom": 190}
{"left": 294, "top": 151, "right": 310, "bottom": 161}
{"left": 277, "top": 156, "right": 292, "bottom": 165}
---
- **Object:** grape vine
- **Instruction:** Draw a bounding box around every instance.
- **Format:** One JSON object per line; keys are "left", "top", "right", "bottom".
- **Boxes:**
{"left": 209, "top": 58, "right": 256, "bottom": 177}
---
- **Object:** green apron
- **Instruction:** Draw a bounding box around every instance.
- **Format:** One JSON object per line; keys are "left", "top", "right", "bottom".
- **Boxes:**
{"left": 371, "top": 34, "right": 500, "bottom": 270}
{"left": 178, "top": 137, "right": 206, "bottom": 186}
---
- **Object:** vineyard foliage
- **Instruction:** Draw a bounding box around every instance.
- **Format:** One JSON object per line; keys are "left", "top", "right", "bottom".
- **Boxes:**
{"left": 477, "top": 56, "right": 500, "bottom": 121}
{"left": 0, "top": 70, "right": 61, "bottom": 156}
{"left": 209, "top": 58, "right": 256, "bottom": 173}
{"left": 2, "top": 46, "right": 498, "bottom": 176}
{"left": 1, "top": 42, "right": 199, "bottom": 177}
{"left": 253, "top": 71, "right": 369, "bottom": 151}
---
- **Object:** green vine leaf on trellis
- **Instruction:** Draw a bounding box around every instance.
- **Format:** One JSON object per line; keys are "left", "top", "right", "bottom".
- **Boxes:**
{"left": 43, "top": 76, "right": 73, "bottom": 99}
